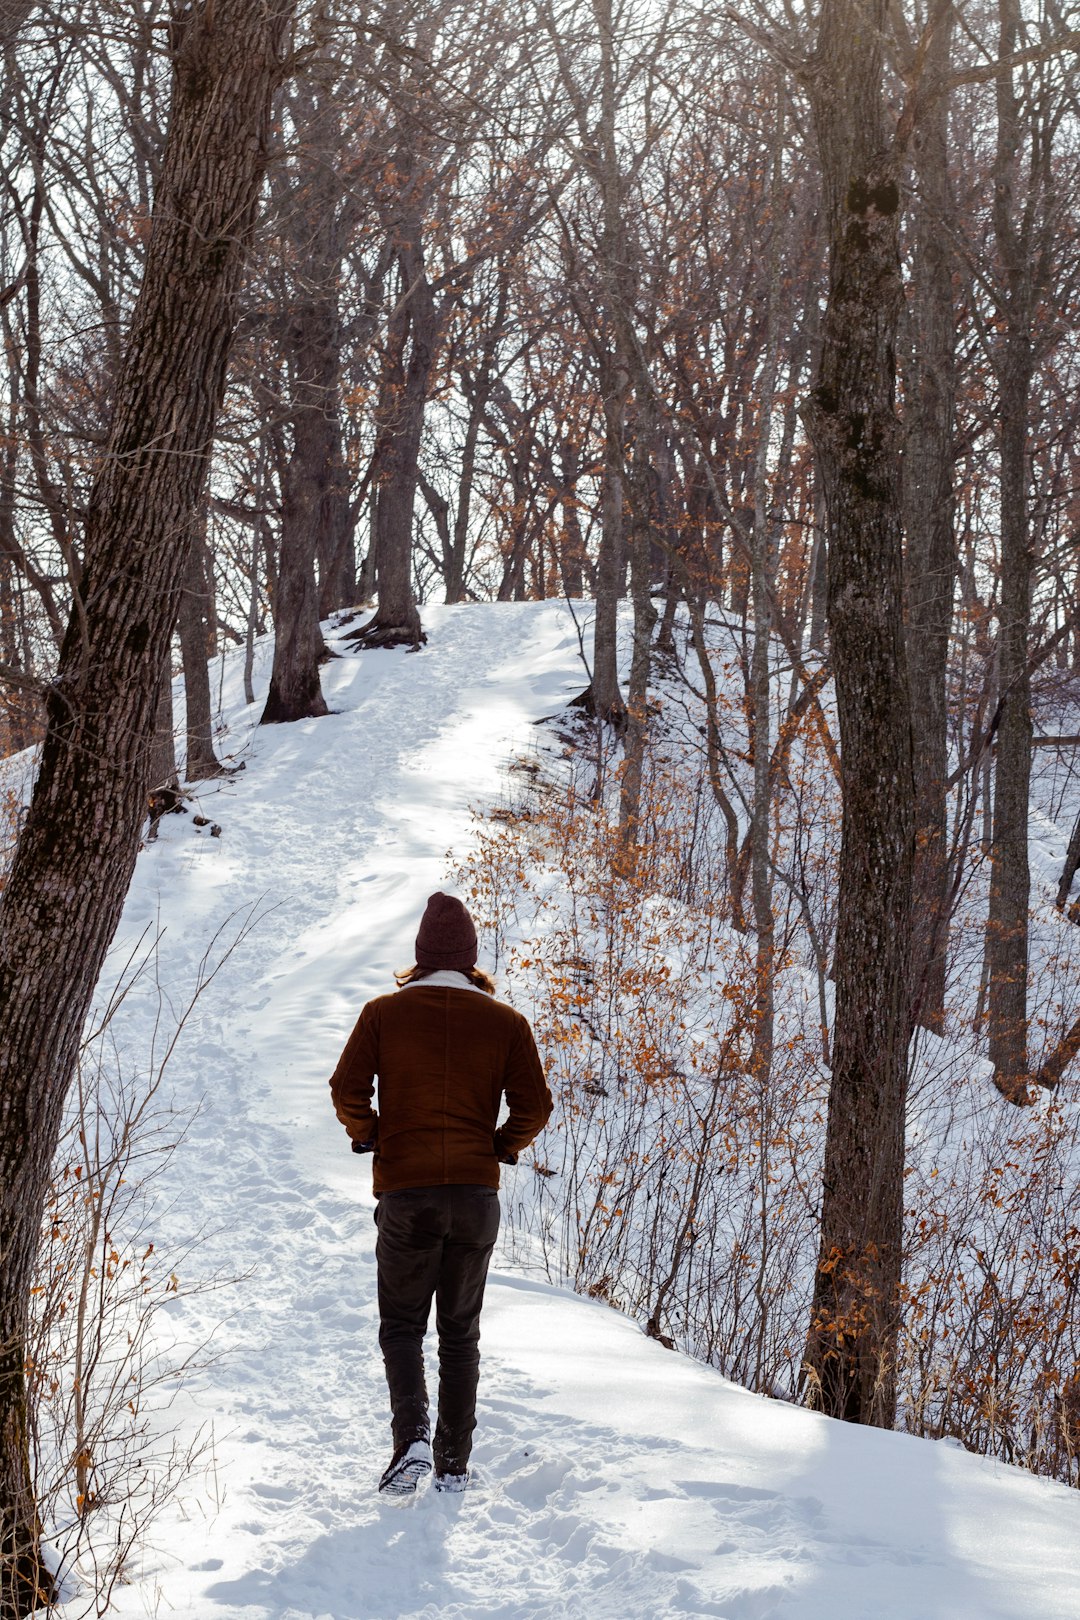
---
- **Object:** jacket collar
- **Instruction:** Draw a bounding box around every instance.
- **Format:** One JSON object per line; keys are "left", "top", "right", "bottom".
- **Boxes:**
{"left": 401, "top": 969, "right": 484, "bottom": 993}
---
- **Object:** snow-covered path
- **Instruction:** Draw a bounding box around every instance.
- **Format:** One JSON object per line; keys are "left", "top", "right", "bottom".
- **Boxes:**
{"left": 89, "top": 602, "right": 1080, "bottom": 1620}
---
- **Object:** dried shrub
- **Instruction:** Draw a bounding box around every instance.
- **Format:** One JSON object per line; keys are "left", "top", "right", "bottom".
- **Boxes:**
{"left": 457, "top": 626, "right": 1080, "bottom": 1485}
{"left": 26, "top": 915, "right": 257, "bottom": 1611}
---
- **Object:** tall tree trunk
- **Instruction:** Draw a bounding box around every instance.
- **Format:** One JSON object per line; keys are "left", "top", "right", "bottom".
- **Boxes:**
{"left": 579, "top": 0, "right": 636, "bottom": 732}
{"left": 748, "top": 87, "right": 786, "bottom": 1085}
{"left": 618, "top": 413, "right": 658, "bottom": 830}
{"left": 259, "top": 298, "right": 340, "bottom": 724}
{"left": 147, "top": 657, "right": 178, "bottom": 802}
{"left": 985, "top": 0, "right": 1038, "bottom": 1101}
{"left": 178, "top": 505, "right": 223, "bottom": 779}
{"left": 0, "top": 6, "right": 291, "bottom": 1609}
{"left": 985, "top": 337, "right": 1034, "bottom": 1096}
{"left": 357, "top": 483, "right": 377, "bottom": 599}
{"left": 800, "top": 0, "right": 915, "bottom": 1429}
{"left": 558, "top": 438, "right": 587, "bottom": 599}
{"left": 260, "top": 421, "right": 332, "bottom": 721}
{"left": 291, "top": 64, "right": 354, "bottom": 620}
{"left": 261, "top": 62, "right": 352, "bottom": 722}
{"left": 350, "top": 215, "right": 432, "bottom": 651}
{"left": 904, "top": 3, "right": 957, "bottom": 1035}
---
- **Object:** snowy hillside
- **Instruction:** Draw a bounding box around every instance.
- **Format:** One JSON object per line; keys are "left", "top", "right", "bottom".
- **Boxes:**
{"left": 50, "top": 602, "right": 1080, "bottom": 1619}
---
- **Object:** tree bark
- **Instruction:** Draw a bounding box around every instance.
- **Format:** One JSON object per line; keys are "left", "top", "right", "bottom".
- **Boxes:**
{"left": 568, "top": 0, "right": 635, "bottom": 731}
{"left": 178, "top": 505, "right": 223, "bottom": 779}
{"left": 259, "top": 306, "right": 335, "bottom": 723}
{"left": 260, "top": 62, "right": 353, "bottom": 722}
{"left": 0, "top": 376, "right": 37, "bottom": 754}
{"left": 147, "top": 657, "right": 178, "bottom": 804}
{"left": 349, "top": 207, "right": 432, "bottom": 651}
{"left": 619, "top": 410, "right": 658, "bottom": 829}
{"left": 984, "top": 0, "right": 1039, "bottom": 1101}
{"left": 748, "top": 88, "right": 786, "bottom": 1086}
{"left": 293, "top": 66, "right": 354, "bottom": 620}
{"left": 585, "top": 356, "right": 628, "bottom": 727}
{"left": 800, "top": 0, "right": 915, "bottom": 1429}
{"left": 0, "top": 6, "right": 292, "bottom": 1609}
{"left": 985, "top": 333, "right": 1034, "bottom": 1097}
{"left": 558, "top": 437, "right": 587, "bottom": 599}
{"left": 903, "top": 2, "right": 957, "bottom": 1036}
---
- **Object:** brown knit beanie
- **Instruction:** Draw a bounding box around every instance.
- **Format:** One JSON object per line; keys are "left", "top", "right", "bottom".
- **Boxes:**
{"left": 415, "top": 892, "right": 478, "bottom": 971}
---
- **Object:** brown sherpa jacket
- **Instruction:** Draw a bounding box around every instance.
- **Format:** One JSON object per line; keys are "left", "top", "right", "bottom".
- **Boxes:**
{"left": 329, "top": 975, "right": 553, "bottom": 1194}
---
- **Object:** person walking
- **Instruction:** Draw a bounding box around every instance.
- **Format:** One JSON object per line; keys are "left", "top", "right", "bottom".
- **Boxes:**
{"left": 330, "top": 892, "right": 552, "bottom": 1496}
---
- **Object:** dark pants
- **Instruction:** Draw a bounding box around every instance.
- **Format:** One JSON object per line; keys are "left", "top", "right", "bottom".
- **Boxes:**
{"left": 375, "top": 1184, "right": 500, "bottom": 1472}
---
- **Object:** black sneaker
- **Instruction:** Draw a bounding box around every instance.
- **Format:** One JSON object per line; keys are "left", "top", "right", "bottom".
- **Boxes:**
{"left": 379, "top": 1439, "right": 432, "bottom": 1496}
{"left": 433, "top": 1469, "right": 468, "bottom": 1493}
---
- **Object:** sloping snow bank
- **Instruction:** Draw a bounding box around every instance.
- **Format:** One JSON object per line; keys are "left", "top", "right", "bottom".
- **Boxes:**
{"left": 43, "top": 601, "right": 1080, "bottom": 1618}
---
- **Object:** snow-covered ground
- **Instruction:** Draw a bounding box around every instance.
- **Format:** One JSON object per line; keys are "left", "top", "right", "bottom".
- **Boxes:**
{"left": 45, "top": 602, "right": 1080, "bottom": 1618}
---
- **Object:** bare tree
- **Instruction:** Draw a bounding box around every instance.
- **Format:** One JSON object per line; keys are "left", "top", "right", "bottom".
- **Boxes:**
{"left": 0, "top": 3, "right": 294, "bottom": 1608}
{"left": 178, "top": 503, "right": 225, "bottom": 779}
{"left": 799, "top": 0, "right": 915, "bottom": 1428}
{"left": 903, "top": 0, "right": 958, "bottom": 1035}
{"left": 260, "top": 7, "right": 355, "bottom": 723}
{"left": 984, "top": 0, "right": 1059, "bottom": 1100}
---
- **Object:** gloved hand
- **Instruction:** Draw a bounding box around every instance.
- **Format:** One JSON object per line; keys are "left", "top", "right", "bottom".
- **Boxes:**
{"left": 493, "top": 1135, "right": 517, "bottom": 1166}
{"left": 351, "top": 1139, "right": 376, "bottom": 1155}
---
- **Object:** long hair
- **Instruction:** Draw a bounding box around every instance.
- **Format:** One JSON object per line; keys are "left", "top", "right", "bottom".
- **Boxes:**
{"left": 394, "top": 963, "right": 496, "bottom": 995}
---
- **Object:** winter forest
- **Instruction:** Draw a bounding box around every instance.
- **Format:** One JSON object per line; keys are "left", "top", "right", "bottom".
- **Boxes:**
{"left": 2, "top": 0, "right": 1080, "bottom": 1614}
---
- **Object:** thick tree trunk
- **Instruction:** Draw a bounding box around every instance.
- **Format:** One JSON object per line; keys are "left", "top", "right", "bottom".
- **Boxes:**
{"left": 558, "top": 438, "right": 587, "bottom": 599}
{"left": 350, "top": 216, "right": 431, "bottom": 651}
{"left": 318, "top": 471, "right": 354, "bottom": 617}
{"left": 178, "top": 507, "right": 223, "bottom": 779}
{"left": 260, "top": 431, "right": 332, "bottom": 722}
{"left": 358, "top": 491, "right": 378, "bottom": 603}
{"left": 148, "top": 659, "right": 178, "bottom": 801}
{"left": 986, "top": 331, "right": 1035, "bottom": 1097}
{"left": 985, "top": 0, "right": 1039, "bottom": 1101}
{"left": 800, "top": 0, "right": 915, "bottom": 1429}
{"left": 903, "top": 4, "right": 957, "bottom": 1035}
{"left": 308, "top": 301, "right": 355, "bottom": 619}
{"left": 0, "top": 7, "right": 291, "bottom": 1609}
{"left": 146, "top": 660, "right": 181, "bottom": 840}
{"left": 259, "top": 309, "right": 338, "bottom": 724}
{"left": 261, "top": 67, "right": 352, "bottom": 722}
